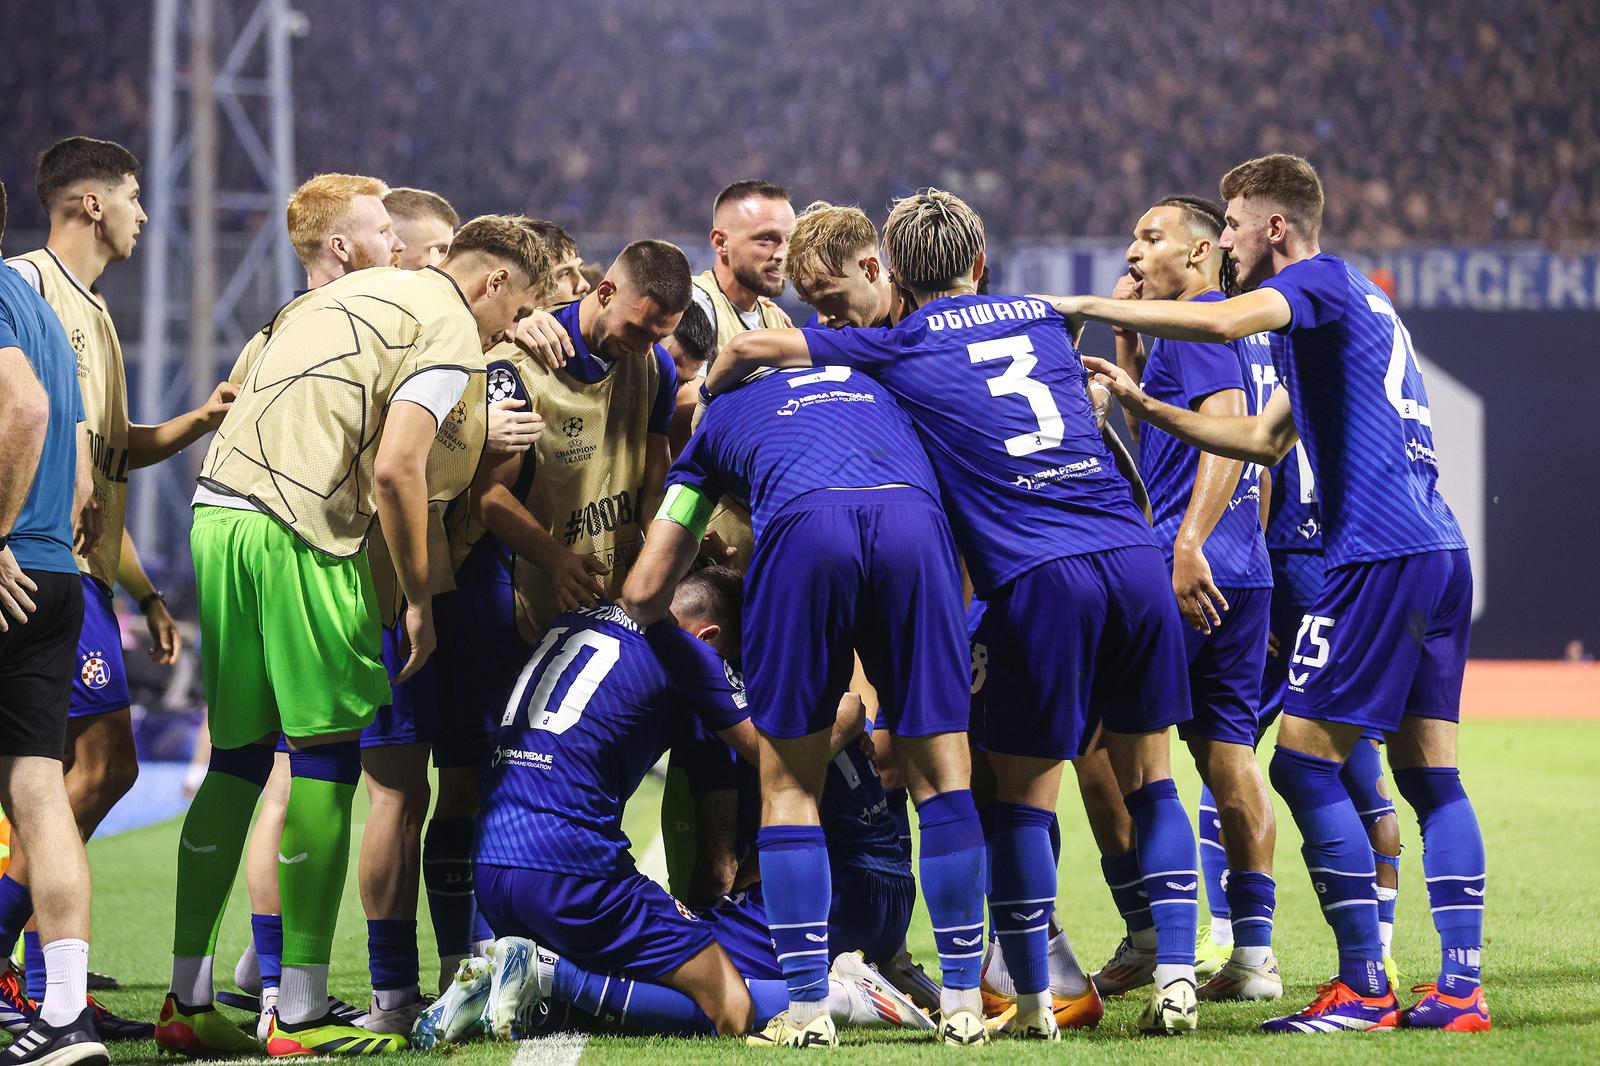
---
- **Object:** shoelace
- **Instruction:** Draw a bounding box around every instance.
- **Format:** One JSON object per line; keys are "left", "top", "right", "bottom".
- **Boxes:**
{"left": 1302, "top": 981, "right": 1358, "bottom": 1013}
{"left": 1410, "top": 983, "right": 1438, "bottom": 997}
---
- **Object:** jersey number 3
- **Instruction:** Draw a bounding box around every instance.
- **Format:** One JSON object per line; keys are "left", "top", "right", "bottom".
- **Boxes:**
{"left": 503, "top": 627, "right": 622, "bottom": 734}
{"left": 968, "top": 335, "right": 1064, "bottom": 457}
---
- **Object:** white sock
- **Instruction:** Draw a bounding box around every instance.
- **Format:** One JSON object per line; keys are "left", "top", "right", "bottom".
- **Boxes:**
{"left": 939, "top": 984, "right": 981, "bottom": 1016}
{"left": 171, "top": 954, "right": 215, "bottom": 1007}
{"left": 1047, "top": 928, "right": 1089, "bottom": 996}
{"left": 1231, "top": 945, "right": 1272, "bottom": 968}
{"left": 534, "top": 949, "right": 557, "bottom": 997}
{"left": 374, "top": 985, "right": 418, "bottom": 1011}
{"left": 1152, "top": 962, "right": 1194, "bottom": 989}
{"left": 1130, "top": 928, "right": 1158, "bottom": 951}
{"left": 261, "top": 987, "right": 279, "bottom": 1018}
{"left": 788, "top": 996, "right": 827, "bottom": 1025}
{"left": 1210, "top": 916, "right": 1234, "bottom": 946}
{"left": 278, "top": 963, "right": 330, "bottom": 1026}
{"left": 982, "top": 939, "right": 1015, "bottom": 996}
{"left": 438, "top": 953, "right": 468, "bottom": 994}
{"left": 1017, "top": 989, "right": 1051, "bottom": 1015}
{"left": 40, "top": 939, "right": 89, "bottom": 1027}
{"left": 234, "top": 942, "right": 261, "bottom": 995}
{"left": 1377, "top": 888, "right": 1398, "bottom": 957}
{"left": 472, "top": 938, "right": 494, "bottom": 958}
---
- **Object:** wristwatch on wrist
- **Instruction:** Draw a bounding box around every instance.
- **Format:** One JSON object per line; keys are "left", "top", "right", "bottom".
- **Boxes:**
{"left": 139, "top": 590, "right": 166, "bottom": 613}
{"left": 0, "top": 533, "right": 9, "bottom": 553}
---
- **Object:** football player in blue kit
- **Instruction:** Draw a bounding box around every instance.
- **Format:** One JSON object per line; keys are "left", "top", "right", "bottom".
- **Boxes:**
{"left": 1077, "top": 195, "right": 1283, "bottom": 1003}
{"left": 621, "top": 359, "right": 988, "bottom": 1046}
{"left": 1260, "top": 414, "right": 1405, "bottom": 987}
{"left": 413, "top": 570, "right": 928, "bottom": 1046}
{"left": 706, "top": 188, "right": 1203, "bottom": 1038}
{"left": 1056, "top": 153, "right": 1488, "bottom": 1035}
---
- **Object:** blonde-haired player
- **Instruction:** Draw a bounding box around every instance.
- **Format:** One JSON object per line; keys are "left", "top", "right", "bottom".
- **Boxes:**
{"left": 2, "top": 137, "right": 235, "bottom": 1040}
{"left": 156, "top": 215, "right": 551, "bottom": 1058}
{"left": 786, "top": 201, "right": 894, "bottom": 330}
{"left": 384, "top": 188, "right": 458, "bottom": 271}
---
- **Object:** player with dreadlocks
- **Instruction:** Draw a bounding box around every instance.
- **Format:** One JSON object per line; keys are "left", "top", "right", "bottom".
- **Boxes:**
{"left": 1077, "top": 194, "right": 1286, "bottom": 1002}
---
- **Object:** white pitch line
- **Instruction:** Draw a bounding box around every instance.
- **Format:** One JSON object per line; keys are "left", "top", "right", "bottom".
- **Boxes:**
{"left": 511, "top": 1032, "right": 589, "bottom": 1066}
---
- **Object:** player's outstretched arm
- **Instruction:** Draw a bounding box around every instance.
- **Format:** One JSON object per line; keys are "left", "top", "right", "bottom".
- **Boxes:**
{"left": 1038, "top": 288, "right": 1292, "bottom": 345}
{"left": 1085, "top": 355, "right": 1298, "bottom": 467}
{"left": 703, "top": 328, "right": 812, "bottom": 396}
{"left": 127, "top": 379, "right": 240, "bottom": 468}
{"left": 619, "top": 497, "right": 705, "bottom": 627}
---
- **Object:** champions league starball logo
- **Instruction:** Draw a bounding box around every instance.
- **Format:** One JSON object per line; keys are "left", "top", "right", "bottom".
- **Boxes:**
{"left": 80, "top": 652, "right": 110, "bottom": 690}
{"left": 487, "top": 367, "right": 517, "bottom": 402}
{"left": 562, "top": 416, "right": 585, "bottom": 439}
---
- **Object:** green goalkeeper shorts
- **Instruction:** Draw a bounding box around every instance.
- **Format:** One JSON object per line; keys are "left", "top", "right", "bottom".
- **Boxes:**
{"left": 191, "top": 505, "right": 390, "bottom": 748}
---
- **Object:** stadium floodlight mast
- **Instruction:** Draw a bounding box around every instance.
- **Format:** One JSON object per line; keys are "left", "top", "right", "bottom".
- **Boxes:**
{"left": 134, "top": 0, "right": 306, "bottom": 558}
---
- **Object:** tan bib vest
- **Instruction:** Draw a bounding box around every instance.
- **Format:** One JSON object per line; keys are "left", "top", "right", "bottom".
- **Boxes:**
{"left": 506, "top": 336, "right": 659, "bottom": 641}
{"left": 200, "top": 266, "right": 486, "bottom": 558}
{"left": 689, "top": 271, "right": 786, "bottom": 570}
{"left": 13, "top": 249, "right": 130, "bottom": 588}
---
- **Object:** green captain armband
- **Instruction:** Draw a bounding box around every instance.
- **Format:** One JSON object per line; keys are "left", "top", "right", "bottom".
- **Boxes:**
{"left": 657, "top": 483, "right": 717, "bottom": 540}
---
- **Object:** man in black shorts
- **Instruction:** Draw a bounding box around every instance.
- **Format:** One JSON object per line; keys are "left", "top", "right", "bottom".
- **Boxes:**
{"left": 0, "top": 178, "right": 108, "bottom": 1066}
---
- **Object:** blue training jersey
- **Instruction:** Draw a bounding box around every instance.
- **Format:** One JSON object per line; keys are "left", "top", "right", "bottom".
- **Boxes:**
{"left": 1259, "top": 333, "right": 1322, "bottom": 553}
{"left": 1260, "top": 255, "right": 1464, "bottom": 567}
{"left": 0, "top": 262, "right": 84, "bottom": 575}
{"left": 803, "top": 294, "right": 1153, "bottom": 596}
{"left": 1138, "top": 290, "right": 1272, "bottom": 588}
{"left": 670, "top": 367, "right": 941, "bottom": 542}
{"left": 476, "top": 605, "right": 749, "bottom": 877}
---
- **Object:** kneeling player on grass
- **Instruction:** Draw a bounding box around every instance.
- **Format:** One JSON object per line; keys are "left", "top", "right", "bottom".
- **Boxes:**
{"left": 415, "top": 573, "right": 928, "bottom": 1046}
{"left": 624, "top": 360, "right": 988, "bottom": 1048}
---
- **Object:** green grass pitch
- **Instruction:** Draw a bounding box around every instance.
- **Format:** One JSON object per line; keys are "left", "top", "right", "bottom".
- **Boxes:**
{"left": 77, "top": 718, "right": 1600, "bottom": 1064}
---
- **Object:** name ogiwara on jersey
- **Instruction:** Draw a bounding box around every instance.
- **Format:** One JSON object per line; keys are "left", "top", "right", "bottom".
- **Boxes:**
{"left": 470, "top": 338, "right": 659, "bottom": 641}
{"left": 690, "top": 271, "right": 787, "bottom": 570}
{"left": 200, "top": 266, "right": 487, "bottom": 559}
{"left": 11, "top": 248, "right": 130, "bottom": 587}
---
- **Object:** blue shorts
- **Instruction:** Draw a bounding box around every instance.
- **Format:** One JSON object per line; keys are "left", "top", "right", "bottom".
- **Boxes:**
{"left": 70, "top": 575, "right": 130, "bottom": 718}
{"left": 1260, "top": 550, "right": 1325, "bottom": 734}
{"left": 361, "top": 623, "right": 443, "bottom": 754}
{"left": 1284, "top": 549, "right": 1471, "bottom": 734}
{"left": 976, "top": 545, "right": 1190, "bottom": 760}
{"left": 743, "top": 488, "right": 967, "bottom": 740}
{"left": 476, "top": 864, "right": 762, "bottom": 981}
{"left": 1178, "top": 586, "right": 1270, "bottom": 747}
{"left": 425, "top": 556, "right": 532, "bottom": 768}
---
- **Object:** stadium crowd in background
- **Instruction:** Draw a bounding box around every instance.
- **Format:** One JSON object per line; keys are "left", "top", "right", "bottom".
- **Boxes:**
{"left": 2, "top": 1, "right": 1599, "bottom": 247}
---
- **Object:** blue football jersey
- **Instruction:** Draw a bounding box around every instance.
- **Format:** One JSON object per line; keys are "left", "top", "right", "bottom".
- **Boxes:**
{"left": 803, "top": 295, "right": 1153, "bottom": 595}
{"left": 1138, "top": 291, "right": 1272, "bottom": 588}
{"left": 1260, "top": 255, "right": 1464, "bottom": 566}
{"left": 670, "top": 367, "right": 941, "bottom": 542}
{"left": 1259, "top": 333, "right": 1322, "bottom": 552}
{"left": 476, "top": 605, "right": 748, "bottom": 877}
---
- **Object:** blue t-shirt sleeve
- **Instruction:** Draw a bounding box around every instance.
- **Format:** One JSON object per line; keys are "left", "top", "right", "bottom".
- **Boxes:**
{"left": 664, "top": 419, "right": 725, "bottom": 501}
{"left": 801, "top": 325, "right": 898, "bottom": 374}
{"left": 1260, "top": 257, "right": 1350, "bottom": 333}
{"left": 650, "top": 624, "right": 750, "bottom": 733}
{"left": 648, "top": 345, "right": 679, "bottom": 436}
{"left": 1168, "top": 339, "right": 1247, "bottom": 409}
{"left": 0, "top": 299, "right": 20, "bottom": 352}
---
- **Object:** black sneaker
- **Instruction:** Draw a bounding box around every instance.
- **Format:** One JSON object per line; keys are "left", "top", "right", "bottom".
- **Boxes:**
{"left": 84, "top": 995, "right": 152, "bottom": 1041}
{"left": 83, "top": 975, "right": 117, "bottom": 994}
{"left": 0, "top": 1007, "right": 108, "bottom": 1066}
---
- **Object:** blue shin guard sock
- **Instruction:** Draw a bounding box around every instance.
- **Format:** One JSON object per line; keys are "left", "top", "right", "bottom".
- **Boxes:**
{"left": 1341, "top": 738, "right": 1397, "bottom": 831}
{"left": 1125, "top": 779, "right": 1200, "bottom": 977}
{"left": 885, "top": 787, "right": 913, "bottom": 863}
{"left": 915, "top": 790, "right": 985, "bottom": 991}
{"left": 1100, "top": 850, "right": 1154, "bottom": 939}
{"left": 553, "top": 957, "right": 789, "bottom": 1035}
{"left": 422, "top": 817, "right": 476, "bottom": 961}
{"left": 757, "top": 825, "right": 832, "bottom": 1011}
{"left": 1225, "top": 871, "right": 1276, "bottom": 949}
{"left": 23, "top": 931, "right": 44, "bottom": 1000}
{"left": 1270, "top": 746, "right": 1385, "bottom": 996}
{"left": 1197, "top": 784, "right": 1231, "bottom": 923}
{"left": 251, "top": 913, "right": 284, "bottom": 992}
{"left": 0, "top": 875, "right": 31, "bottom": 960}
{"left": 367, "top": 919, "right": 419, "bottom": 1003}
{"left": 986, "top": 802, "right": 1055, "bottom": 997}
{"left": 1394, "top": 767, "right": 1485, "bottom": 995}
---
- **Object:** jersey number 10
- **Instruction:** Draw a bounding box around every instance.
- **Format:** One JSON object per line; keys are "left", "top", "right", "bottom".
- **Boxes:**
{"left": 502, "top": 627, "right": 622, "bottom": 735}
